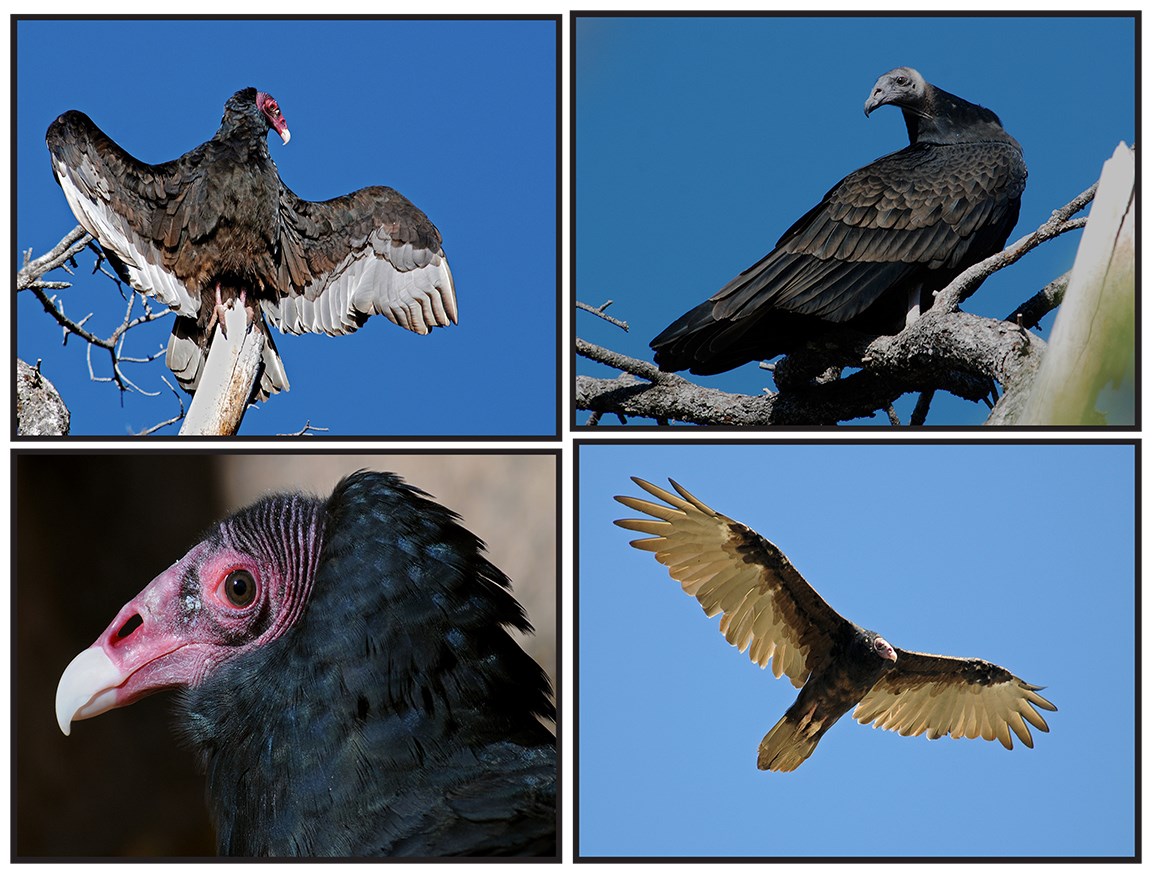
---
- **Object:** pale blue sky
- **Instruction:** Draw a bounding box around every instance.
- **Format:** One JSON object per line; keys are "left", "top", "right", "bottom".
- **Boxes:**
{"left": 578, "top": 441, "right": 1136, "bottom": 857}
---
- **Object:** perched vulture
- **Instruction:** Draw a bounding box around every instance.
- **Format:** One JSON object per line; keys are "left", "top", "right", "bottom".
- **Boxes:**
{"left": 46, "top": 88, "right": 457, "bottom": 401}
{"left": 651, "top": 67, "right": 1026, "bottom": 375}
{"left": 56, "top": 472, "right": 555, "bottom": 856}
{"left": 615, "top": 478, "right": 1055, "bottom": 772}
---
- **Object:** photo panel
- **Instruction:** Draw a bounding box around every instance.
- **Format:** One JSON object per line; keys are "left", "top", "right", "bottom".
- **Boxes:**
{"left": 16, "top": 17, "right": 560, "bottom": 438}
{"left": 577, "top": 439, "right": 1136, "bottom": 858}
{"left": 15, "top": 451, "right": 559, "bottom": 858}
{"left": 573, "top": 14, "right": 1136, "bottom": 427}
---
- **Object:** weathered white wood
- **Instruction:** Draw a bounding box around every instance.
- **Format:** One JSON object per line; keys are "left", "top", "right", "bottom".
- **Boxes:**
{"left": 179, "top": 305, "right": 263, "bottom": 436}
{"left": 1009, "top": 143, "right": 1135, "bottom": 426}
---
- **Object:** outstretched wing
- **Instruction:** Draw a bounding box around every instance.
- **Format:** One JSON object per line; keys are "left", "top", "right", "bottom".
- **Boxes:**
{"left": 614, "top": 478, "right": 853, "bottom": 688}
{"left": 854, "top": 649, "right": 1056, "bottom": 749}
{"left": 267, "top": 184, "right": 458, "bottom": 337}
{"left": 45, "top": 110, "right": 204, "bottom": 317}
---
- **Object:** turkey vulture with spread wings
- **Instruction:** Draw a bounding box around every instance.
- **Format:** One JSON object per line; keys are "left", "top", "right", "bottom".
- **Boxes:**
{"left": 46, "top": 88, "right": 457, "bottom": 401}
{"left": 615, "top": 478, "right": 1055, "bottom": 772}
{"left": 651, "top": 67, "right": 1026, "bottom": 375}
{"left": 56, "top": 472, "right": 555, "bottom": 856}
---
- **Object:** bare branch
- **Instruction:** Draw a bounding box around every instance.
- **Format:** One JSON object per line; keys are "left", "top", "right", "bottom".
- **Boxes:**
{"left": 910, "top": 391, "right": 935, "bottom": 427}
{"left": 932, "top": 180, "right": 1097, "bottom": 313}
{"left": 577, "top": 338, "right": 662, "bottom": 381}
{"left": 277, "top": 420, "right": 331, "bottom": 437}
{"left": 22, "top": 226, "right": 177, "bottom": 406}
{"left": 17, "top": 226, "right": 91, "bottom": 291}
{"left": 1005, "top": 272, "right": 1070, "bottom": 330}
{"left": 133, "top": 378, "right": 187, "bottom": 436}
{"left": 576, "top": 154, "right": 1115, "bottom": 426}
{"left": 576, "top": 299, "right": 630, "bottom": 331}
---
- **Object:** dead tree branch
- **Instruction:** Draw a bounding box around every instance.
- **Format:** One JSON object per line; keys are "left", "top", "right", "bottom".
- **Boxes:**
{"left": 20, "top": 226, "right": 186, "bottom": 432}
{"left": 576, "top": 300, "right": 630, "bottom": 331}
{"left": 577, "top": 173, "right": 1100, "bottom": 426}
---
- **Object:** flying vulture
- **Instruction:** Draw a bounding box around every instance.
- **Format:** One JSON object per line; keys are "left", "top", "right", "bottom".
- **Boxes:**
{"left": 45, "top": 88, "right": 457, "bottom": 401}
{"left": 56, "top": 471, "right": 555, "bottom": 856}
{"left": 615, "top": 478, "right": 1055, "bottom": 772}
{"left": 651, "top": 67, "right": 1026, "bottom": 375}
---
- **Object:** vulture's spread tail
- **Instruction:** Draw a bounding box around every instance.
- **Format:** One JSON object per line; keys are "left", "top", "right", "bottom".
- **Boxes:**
{"left": 167, "top": 315, "right": 289, "bottom": 402}
{"left": 757, "top": 714, "right": 821, "bottom": 772}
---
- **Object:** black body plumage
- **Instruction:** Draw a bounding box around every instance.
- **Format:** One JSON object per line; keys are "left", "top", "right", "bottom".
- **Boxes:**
{"left": 45, "top": 88, "right": 457, "bottom": 401}
{"left": 178, "top": 472, "right": 556, "bottom": 856}
{"left": 650, "top": 67, "right": 1026, "bottom": 376}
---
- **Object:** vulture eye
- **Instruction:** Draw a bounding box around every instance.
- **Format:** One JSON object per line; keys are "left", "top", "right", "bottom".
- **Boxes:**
{"left": 895, "top": 76, "right": 908, "bottom": 86}
{"left": 221, "top": 569, "right": 257, "bottom": 607}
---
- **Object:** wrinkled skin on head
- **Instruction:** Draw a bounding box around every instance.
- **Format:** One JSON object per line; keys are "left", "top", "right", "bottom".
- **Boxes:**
{"left": 56, "top": 494, "right": 322, "bottom": 735}
{"left": 256, "top": 91, "right": 291, "bottom": 144}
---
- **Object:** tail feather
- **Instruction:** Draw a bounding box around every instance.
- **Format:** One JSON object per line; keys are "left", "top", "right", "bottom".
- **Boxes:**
{"left": 166, "top": 315, "right": 289, "bottom": 403}
{"left": 757, "top": 714, "right": 821, "bottom": 772}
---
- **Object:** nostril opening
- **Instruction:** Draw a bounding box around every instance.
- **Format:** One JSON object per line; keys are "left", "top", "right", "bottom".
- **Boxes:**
{"left": 116, "top": 614, "right": 143, "bottom": 639}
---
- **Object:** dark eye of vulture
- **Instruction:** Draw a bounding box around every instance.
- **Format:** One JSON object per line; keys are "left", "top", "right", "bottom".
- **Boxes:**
{"left": 650, "top": 66, "right": 1026, "bottom": 376}
{"left": 45, "top": 87, "right": 457, "bottom": 402}
{"left": 56, "top": 472, "right": 556, "bottom": 857}
{"left": 615, "top": 478, "right": 1055, "bottom": 772}
{"left": 224, "top": 568, "right": 257, "bottom": 607}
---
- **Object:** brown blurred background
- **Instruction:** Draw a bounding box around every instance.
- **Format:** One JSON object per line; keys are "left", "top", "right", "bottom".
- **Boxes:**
{"left": 15, "top": 452, "right": 557, "bottom": 857}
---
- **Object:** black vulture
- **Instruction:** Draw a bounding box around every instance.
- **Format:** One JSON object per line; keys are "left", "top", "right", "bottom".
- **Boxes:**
{"left": 615, "top": 478, "right": 1055, "bottom": 771}
{"left": 651, "top": 67, "right": 1026, "bottom": 375}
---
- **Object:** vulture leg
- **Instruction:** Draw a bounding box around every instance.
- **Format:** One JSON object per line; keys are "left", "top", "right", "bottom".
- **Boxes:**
{"left": 205, "top": 283, "right": 231, "bottom": 341}
{"left": 905, "top": 284, "right": 923, "bottom": 327}
{"left": 239, "top": 288, "right": 260, "bottom": 335}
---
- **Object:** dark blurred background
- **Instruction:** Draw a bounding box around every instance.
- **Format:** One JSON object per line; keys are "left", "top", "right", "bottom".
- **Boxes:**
{"left": 15, "top": 452, "right": 557, "bottom": 857}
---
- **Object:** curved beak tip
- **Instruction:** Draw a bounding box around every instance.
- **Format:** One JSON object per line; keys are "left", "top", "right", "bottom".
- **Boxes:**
{"left": 55, "top": 647, "right": 124, "bottom": 736}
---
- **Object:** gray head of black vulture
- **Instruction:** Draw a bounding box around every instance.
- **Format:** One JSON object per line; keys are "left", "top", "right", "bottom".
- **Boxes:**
{"left": 864, "top": 66, "right": 930, "bottom": 116}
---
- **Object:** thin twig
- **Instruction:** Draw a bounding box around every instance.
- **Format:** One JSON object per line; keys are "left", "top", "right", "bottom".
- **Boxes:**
{"left": 576, "top": 300, "right": 630, "bottom": 331}
{"left": 23, "top": 227, "right": 175, "bottom": 403}
{"left": 133, "top": 378, "right": 187, "bottom": 435}
{"left": 17, "top": 226, "right": 91, "bottom": 290}
{"left": 278, "top": 420, "right": 331, "bottom": 437}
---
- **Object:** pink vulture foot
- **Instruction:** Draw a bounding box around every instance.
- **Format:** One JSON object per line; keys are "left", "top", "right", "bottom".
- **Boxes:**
{"left": 239, "top": 289, "right": 259, "bottom": 334}
{"left": 205, "top": 283, "right": 231, "bottom": 340}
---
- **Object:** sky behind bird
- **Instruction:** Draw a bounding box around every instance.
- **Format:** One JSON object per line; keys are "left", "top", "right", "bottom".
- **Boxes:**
{"left": 16, "top": 18, "right": 558, "bottom": 436}
{"left": 578, "top": 441, "right": 1136, "bottom": 857}
{"left": 574, "top": 14, "right": 1136, "bottom": 426}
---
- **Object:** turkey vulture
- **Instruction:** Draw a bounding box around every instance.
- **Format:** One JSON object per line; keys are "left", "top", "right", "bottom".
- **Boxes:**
{"left": 45, "top": 88, "right": 457, "bottom": 401}
{"left": 56, "top": 471, "right": 555, "bottom": 857}
{"left": 615, "top": 478, "right": 1055, "bottom": 772}
{"left": 650, "top": 67, "right": 1026, "bottom": 375}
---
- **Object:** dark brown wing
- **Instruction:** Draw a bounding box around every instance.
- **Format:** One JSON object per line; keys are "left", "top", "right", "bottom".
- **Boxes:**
{"left": 711, "top": 140, "right": 1026, "bottom": 324}
{"left": 651, "top": 139, "right": 1025, "bottom": 373}
{"left": 45, "top": 110, "right": 206, "bottom": 316}
{"left": 614, "top": 478, "right": 854, "bottom": 688}
{"left": 854, "top": 649, "right": 1056, "bottom": 749}
{"left": 266, "top": 183, "right": 457, "bottom": 337}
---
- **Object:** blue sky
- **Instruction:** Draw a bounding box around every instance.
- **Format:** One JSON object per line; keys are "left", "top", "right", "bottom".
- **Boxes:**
{"left": 578, "top": 442, "right": 1136, "bottom": 857}
{"left": 16, "top": 18, "right": 558, "bottom": 437}
{"left": 574, "top": 14, "right": 1136, "bottom": 426}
